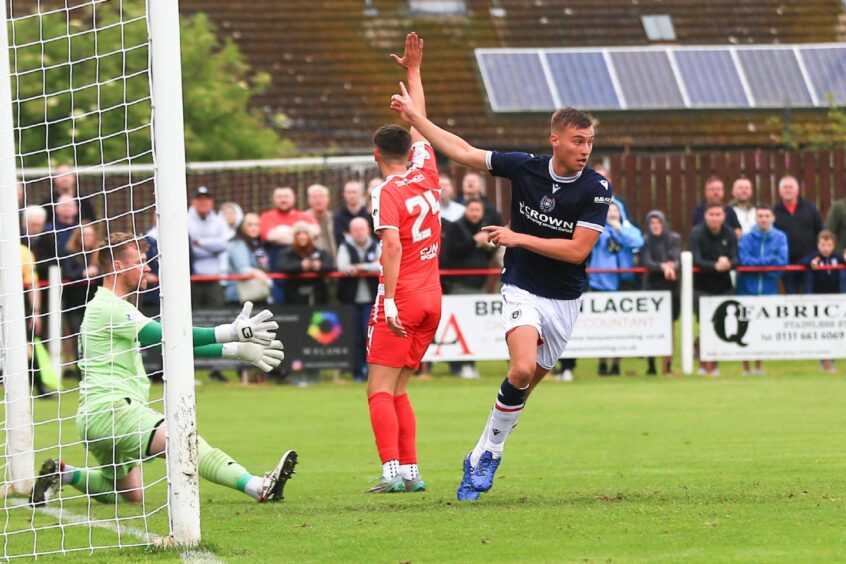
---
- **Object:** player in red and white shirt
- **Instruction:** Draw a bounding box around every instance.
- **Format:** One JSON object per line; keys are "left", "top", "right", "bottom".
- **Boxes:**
{"left": 365, "top": 33, "right": 441, "bottom": 493}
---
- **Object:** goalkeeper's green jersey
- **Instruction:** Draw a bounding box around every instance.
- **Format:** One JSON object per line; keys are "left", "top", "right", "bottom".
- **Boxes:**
{"left": 77, "top": 286, "right": 151, "bottom": 412}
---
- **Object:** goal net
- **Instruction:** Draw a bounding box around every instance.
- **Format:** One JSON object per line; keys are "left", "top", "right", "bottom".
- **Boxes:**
{"left": 0, "top": 0, "right": 198, "bottom": 557}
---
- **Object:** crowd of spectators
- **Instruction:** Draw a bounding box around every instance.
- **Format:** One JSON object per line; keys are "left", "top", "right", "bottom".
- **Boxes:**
{"left": 16, "top": 163, "right": 846, "bottom": 388}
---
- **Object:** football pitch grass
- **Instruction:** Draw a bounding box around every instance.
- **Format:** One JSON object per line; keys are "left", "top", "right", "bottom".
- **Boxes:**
{"left": 12, "top": 360, "right": 846, "bottom": 562}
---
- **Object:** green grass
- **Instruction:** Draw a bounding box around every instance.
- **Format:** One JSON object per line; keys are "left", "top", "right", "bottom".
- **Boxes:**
{"left": 9, "top": 359, "right": 846, "bottom": 562}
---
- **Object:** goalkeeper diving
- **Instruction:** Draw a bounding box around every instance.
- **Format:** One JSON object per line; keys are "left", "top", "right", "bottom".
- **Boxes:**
{"left": 31, "top": 232, "right": 297, "bottom": 505}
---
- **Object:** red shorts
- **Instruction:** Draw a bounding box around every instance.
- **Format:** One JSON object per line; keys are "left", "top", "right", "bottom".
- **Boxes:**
{"left": 367, "top": 288, "right": 442, "bottom": 370}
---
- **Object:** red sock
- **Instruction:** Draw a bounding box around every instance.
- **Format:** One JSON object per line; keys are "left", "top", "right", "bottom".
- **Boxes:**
{"left": 368, "top": 391, "right": 398, "bottom": 463}
{"left": 394, "top": 393, "right": 417, "bottom": 465}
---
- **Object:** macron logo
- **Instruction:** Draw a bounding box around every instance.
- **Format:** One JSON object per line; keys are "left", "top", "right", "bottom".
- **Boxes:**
{"left": 599, "top": 180, "right": 609, "bottom": 191}
{"left": 552, "top": 183, "right": 562, "bottom": 193}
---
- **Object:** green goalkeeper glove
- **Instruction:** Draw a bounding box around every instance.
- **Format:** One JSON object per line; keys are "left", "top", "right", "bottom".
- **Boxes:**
{"left": 215, "top": 301, "right": 278, "bottom": 346}
{"left": 222, "top": 340, "right": 285, "bottom": 372}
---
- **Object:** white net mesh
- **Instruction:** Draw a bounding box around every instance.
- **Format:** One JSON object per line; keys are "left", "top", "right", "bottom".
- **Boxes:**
{"left": 0, "top": 1, "right": 383, "bottom": 555}
{"left": 0, "top": 0, "right": 167, "bottom": 557}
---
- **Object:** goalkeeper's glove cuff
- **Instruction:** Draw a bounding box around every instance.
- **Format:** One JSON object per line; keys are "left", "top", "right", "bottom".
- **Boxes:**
{"left": 214, "top": 324, "right": 236, "bottom": 344}
{"left": 383, "top": 297, "right": 398, "bottom": 319}
{"left": 221, "top": 342, "right": 240, "bottom": 359}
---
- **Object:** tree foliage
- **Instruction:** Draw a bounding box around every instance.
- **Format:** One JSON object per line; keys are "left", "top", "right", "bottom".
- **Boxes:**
{"left": 770, "top": 100, "right": 846, "bottom": 150}
{"left": 10, "top": 2, "right": 293, "bottom": 168}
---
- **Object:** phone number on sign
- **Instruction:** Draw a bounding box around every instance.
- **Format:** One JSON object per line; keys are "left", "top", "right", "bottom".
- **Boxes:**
{"left": 770, "top": 331, "right": 846, "bottom": 341}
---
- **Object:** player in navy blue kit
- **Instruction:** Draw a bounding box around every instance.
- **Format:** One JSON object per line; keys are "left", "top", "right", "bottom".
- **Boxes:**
{"left": 391, "top": 74, "right": 611, "bottom": 500}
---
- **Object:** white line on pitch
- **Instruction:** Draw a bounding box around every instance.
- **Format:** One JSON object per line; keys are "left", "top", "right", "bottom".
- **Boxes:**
{"left": 9, "top": 498, "right": 225, "bottom": 562}
{"left": 9, "top": 498, "right": 156, "bottom": 543}
{"left": 181, "top": 549, "right": 225, "bottom": 564}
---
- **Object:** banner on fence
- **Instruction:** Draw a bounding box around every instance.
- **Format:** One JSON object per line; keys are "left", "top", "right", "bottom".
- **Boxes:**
{"left": 185, "top": 305, "right": 353, "bottom": 372}
{"left": 699, "top": 294, "right": 846, "bottom": 361}
{"left": 423, "top": 291, "right": 673, "bottom": 361}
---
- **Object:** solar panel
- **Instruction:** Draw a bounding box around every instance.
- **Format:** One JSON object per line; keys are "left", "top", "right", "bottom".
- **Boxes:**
{"left": 737, "top": 49, "right": 813, "bottom": 107}
{"left": 477, "top": 52, "right": 555, "bottom": 112}
{"left": 674, "top": 50, "right": 748, "bottom": 107}
{"left": 609, "top": 50, "right": 684, "bottom": 109}
{"left": 475, "top": 44, "right": 832, "bottom": 113}
{"left": 799, "top": 47, "right": 846, "bottom": 105}
{"left": 545, "top": 52, "right": 621, "bottom": 110}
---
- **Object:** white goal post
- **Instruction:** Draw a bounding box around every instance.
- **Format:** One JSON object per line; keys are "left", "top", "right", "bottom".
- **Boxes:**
{"left": 148, "top": 0, "right": 201, "bottom": 547}
{"left": 0, "top": 0, "right": 200, "bottom": 556}
{"left": 0, "top": 0, "right": 31, "bottom": 502}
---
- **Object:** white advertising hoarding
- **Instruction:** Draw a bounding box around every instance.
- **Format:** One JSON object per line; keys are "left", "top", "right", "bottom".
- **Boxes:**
{"left": 423, "top": 291, "right": 673, "bottom": 362}
{"left": 699, "top": 294, "right": 846, "bottom": 361}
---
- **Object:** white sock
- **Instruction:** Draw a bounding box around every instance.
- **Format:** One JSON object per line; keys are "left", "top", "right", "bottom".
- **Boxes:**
{"left": 244, "top": 476, "right": 264, "bottom": 500}
{"left": 482, "top": 405, "right": 523, "bottom": 457}
{"left": 470, "top": 409, "right": 494, "bottom": 467}
{"left": 382, "top": 459, "right": 399, "bottom": 480}
{"left": 61, "top": 463, "right": 77, "bottom": 485}
{"left": 399, "top": 463, "right": 419, "bottom": 480}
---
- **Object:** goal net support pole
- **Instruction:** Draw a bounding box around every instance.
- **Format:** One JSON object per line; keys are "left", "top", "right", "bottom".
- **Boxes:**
{"left": 148, "top": 0, "right": 202, "bottom": 546}
{"left": 0, "top": 0, "right": 33, "bottom": 496}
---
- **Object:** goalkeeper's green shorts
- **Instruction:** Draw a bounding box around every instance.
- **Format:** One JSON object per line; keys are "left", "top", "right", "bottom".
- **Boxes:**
{"left": 76, "top": 400, "right": 165, "bottom": 480}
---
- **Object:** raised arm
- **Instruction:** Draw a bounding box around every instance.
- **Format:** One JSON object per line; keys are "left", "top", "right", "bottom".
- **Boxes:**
{"left": 390, "top": 83, "right": 488, "bottom": 171}
{"left": 391, "top": 33, "right": 426, "bottom": 121}
{"left": 391, "top": 33, "right": 428, "bottom": 146}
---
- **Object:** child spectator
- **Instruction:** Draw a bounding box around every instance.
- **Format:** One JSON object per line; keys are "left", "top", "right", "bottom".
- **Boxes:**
{"left": 800, "top": 230, "right": 842, "bottom": 294}
{"left": 800, "top": 230, "right": 842, "bottom": 373}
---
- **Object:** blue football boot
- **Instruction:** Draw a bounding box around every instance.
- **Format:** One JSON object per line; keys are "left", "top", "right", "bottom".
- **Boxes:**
{"left": 456, "top": 453, "right": 480, "bottom": 501}
{"left": 469, "top": 451, "right": 501, "bottom": 492}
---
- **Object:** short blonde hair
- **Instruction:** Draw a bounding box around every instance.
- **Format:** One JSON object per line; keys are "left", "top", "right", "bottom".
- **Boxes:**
{"left": 550, "top": 107, "right": 594, "bottom": 132}
{"left": 98, "top": 232, "right": 148, "bottom": 273}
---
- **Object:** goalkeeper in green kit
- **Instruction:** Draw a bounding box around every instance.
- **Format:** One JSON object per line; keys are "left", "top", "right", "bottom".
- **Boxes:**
{"left": 31, "top": 232, "right": 297, "bottom": 505}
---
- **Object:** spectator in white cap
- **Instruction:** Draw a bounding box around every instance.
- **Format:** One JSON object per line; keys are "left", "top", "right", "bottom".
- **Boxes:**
{"left": 187, "top": 186, "right": 230, "bottom": 308}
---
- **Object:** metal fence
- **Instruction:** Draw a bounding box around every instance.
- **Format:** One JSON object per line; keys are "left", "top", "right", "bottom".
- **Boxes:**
{"left": 19, "top": 148, "right": 846, "bottom": 237}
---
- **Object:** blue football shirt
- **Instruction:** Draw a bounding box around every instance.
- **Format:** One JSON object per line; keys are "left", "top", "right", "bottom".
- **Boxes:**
{"left": 486, "top": 151, "right": 612, "bottom": 299}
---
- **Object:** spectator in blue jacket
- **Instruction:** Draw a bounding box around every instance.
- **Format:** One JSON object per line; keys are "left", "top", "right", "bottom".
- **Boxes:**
{"left": 736, "top": 204, "right": 788, "bottom": 375}
{"left": 224, "top": 213, "right": 271, "bottom": 304}
{"left": 589, "top": 201, "right": 644, "bottom": 292}
{"left": 589, "top": 201, "right": 644, "bottom": 376}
